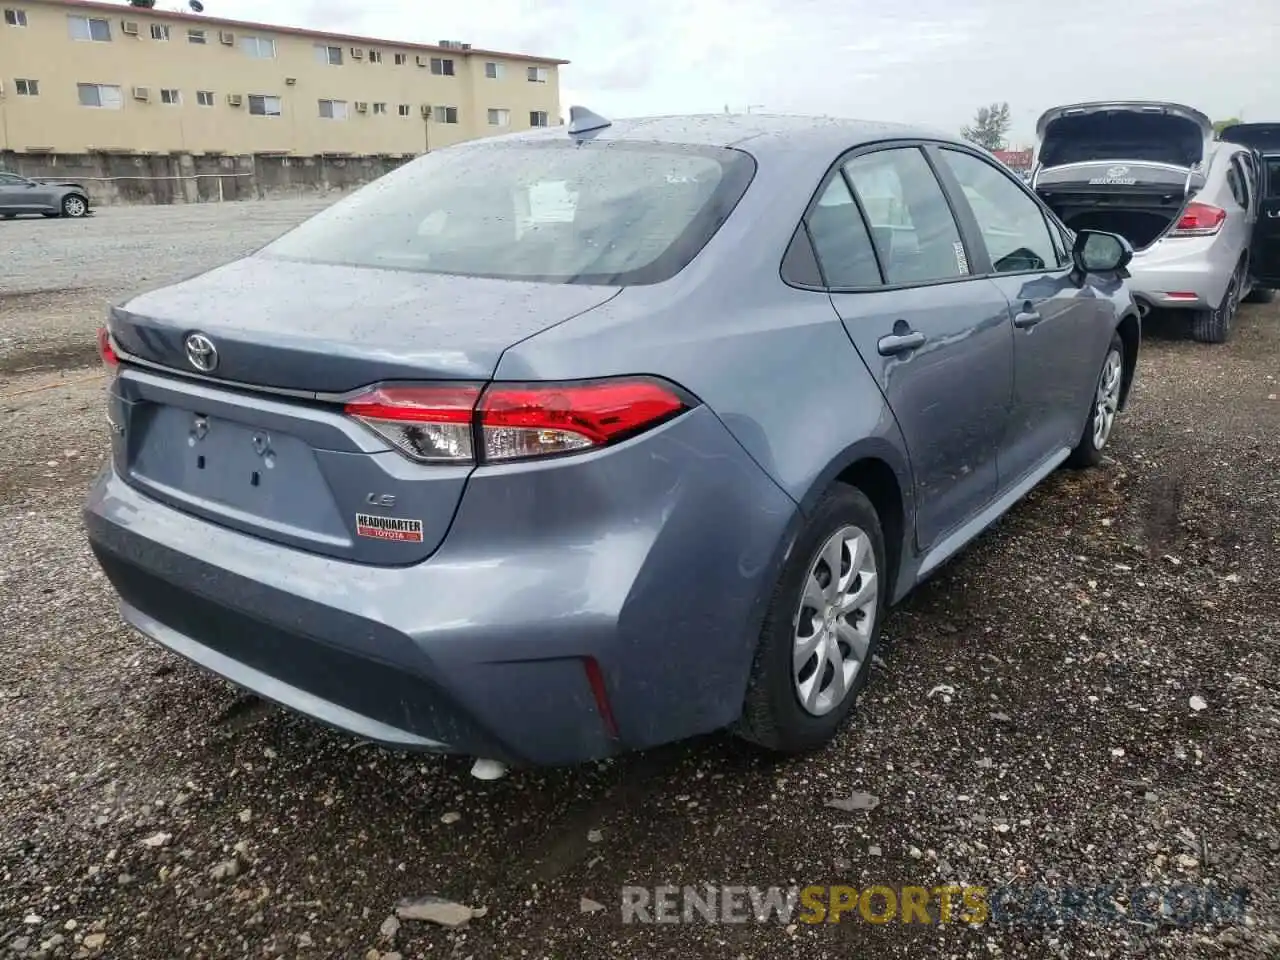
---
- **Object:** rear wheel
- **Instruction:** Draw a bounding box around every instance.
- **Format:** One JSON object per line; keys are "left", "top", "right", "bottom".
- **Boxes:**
{"left": 1066, "top": 333, "right": 1124, "bottom": 469}
{"left": 735, "top": 484, "right": 886, "bottom": 753}
{"left": 61, "top": 194, "right": 88, "bottom": 218}
{"left": 1243, "top": 286, "right": 1275, "bottom": 304}
{"left": 1190, "top": 265, "right": 1243, "bottom": 343}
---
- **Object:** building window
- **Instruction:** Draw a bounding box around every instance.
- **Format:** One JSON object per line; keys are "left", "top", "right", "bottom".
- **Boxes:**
{"left": 151, "top": 23, "right": 170, "bottom": 40}
{"left": 397, "top": 103, "right": 411, "bottom": 117}
{"left": 159, "top": 88, "right": 180, "bottom": 105}
{"left": 196, "top": 90, "right": 214, "bottom": 107}
{"left": 248, "top": 93, "right": 281, "bottom": 116}
{"left": 240, "top": 36, "right": 275, "bottom": 59}
{"left": 394, "top": 52, "right": 406, "bottom": 65}
{"left": 68, "top": 15, "right": 112, "bottom": 42}
{"left": 15, "top": 78, "right": 38, "bottom": 96}
{"left": 372, "top": 102, "right": 387, "bottom": 115}
{"left": 318, "top": 98, "right": 348, "bottom": 120}
{"left": 487, "top": 108, "right": 509, "bottom": 127}
{"left": 430, "top": 57, "right": 454, "bottom": 76}
{"left": 368, "top": 50, "right": 382, "bottom": 63}
{"left": 4, "top": 8, "right": 27, "bottom": 26}
{"left": 187, "top": 28, "right": 205, "bottom": 43}
{"left": 527, "top": 66, "right": 548, "bottom": 83}
{"left": 530, "top": 110, "right": 549, "bottom": 127}
{"left": 315, "top": 44, "right": 342, "bottom": 65}
{"left": 433, "top": 105, "right": 458, "bottom": 124}
{"left": 77, "top": 83, "right": 123, "bottom": 108}
{"left": 484, "top": 61, "right": 504, "bottom": 80}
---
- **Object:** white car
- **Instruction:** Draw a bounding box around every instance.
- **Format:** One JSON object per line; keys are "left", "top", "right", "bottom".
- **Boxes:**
{"left": 1032, "top": 101, "right": 1268, "bottom": 343}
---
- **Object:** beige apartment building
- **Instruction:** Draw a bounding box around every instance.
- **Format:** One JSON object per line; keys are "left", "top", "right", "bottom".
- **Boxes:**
{"left": 0, "top": 0, "right": 566, "bottom": 157}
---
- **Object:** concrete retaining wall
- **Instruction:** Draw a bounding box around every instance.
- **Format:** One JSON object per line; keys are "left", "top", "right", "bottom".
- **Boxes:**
{"left": 0, "top": 151, "right": 411, "bottom": 205}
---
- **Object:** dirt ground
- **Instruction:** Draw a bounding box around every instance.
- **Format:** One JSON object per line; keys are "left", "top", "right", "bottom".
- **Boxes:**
{"left": 1, "top": 205, "right": 1279, "bottom": 960}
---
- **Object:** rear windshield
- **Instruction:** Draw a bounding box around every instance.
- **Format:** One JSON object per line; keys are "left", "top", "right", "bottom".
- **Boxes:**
{"left": 262, "top": 139, "right": 755, "bottom": 285}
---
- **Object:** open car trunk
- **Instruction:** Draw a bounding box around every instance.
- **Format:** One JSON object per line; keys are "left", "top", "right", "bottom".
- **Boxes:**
{"left": 1032, "top": 102, "right": 1213, "bottom": 251}
{"left": 1034, "top": 161, "right": 1200, "bottom": 250}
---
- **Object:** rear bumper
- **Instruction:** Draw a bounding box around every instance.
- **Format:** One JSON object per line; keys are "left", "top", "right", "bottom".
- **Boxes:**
{"left": 84, "top": 406, "right": 800, "bottom": 766}
{"left": 1127, "top": 236, "right": 1237, "bottom": 311}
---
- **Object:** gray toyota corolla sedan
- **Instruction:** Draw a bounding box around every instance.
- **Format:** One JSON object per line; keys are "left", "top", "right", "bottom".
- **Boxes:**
{"left": 85, "top": 109, "right": 1141, "bottom": 769}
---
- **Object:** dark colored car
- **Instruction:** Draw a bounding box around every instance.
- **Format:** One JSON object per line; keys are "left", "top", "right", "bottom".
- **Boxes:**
{"left": 85, "top": 109, "right": 1141, "bottom": 770}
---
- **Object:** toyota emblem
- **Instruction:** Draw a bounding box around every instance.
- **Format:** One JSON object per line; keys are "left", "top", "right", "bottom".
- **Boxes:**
{"left": 185, "top": 332, "right": 218, "bottom": 372}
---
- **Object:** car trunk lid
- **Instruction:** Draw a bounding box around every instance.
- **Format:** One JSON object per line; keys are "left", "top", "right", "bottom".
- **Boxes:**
{"left": 1035, "top": 101, "right": 1214, "bottom": 169}
{"left": 106, "top": 257, "right": 621, "bottom": 564}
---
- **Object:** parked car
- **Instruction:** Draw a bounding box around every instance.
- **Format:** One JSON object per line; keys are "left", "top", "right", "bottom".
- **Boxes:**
{"left": 1219, "top": 122, "right": 1280, "bottom": 303}
{"left": 85, "top": 109, "right": 1141, "bottom": 770}
{"left": 1032, "top": 101, "right": 1266, "bottom": 343}
{"left": 0, "top": 170, "right": 91, "bottom": 219}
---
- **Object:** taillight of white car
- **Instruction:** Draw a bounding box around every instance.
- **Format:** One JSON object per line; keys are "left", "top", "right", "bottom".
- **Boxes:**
{"left": 1169, "top": 201, "right": 1227, "bottom": 238}
{"left": 343, "top": 377, "right": 695, "bottom": 464}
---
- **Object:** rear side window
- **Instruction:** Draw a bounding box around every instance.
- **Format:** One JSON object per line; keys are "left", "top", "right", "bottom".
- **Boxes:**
{"left": 842, "top": 148, "right": 969, "bottom": 284}
{"left": 1267, "top": 159, "right": 1280, "bottom": 199}
{"left": 938, "top": 148, "right": 1058, "bottom": 273}
{"left": 805, "top": 176, "right": 881, "bottom": 287}
{"left": 263, "top": 140, "right": 756, "bottom": 285}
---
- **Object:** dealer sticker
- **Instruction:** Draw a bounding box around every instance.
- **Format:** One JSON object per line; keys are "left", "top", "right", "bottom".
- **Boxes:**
{"left": 355, "top": 513, "right": 424, "bottom": 543}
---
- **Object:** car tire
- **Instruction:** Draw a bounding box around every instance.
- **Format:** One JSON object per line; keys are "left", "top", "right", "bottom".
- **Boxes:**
{"left": 1190, "top": 265, "right": 1243, "bottom": 344}
{"left": 1066, "top": 332, "right": 1125, "bottom": 470}
{"left": 735, "top": 484, "right": 886, "bottom": 754}
{"left": 1243, "top": 286, "right": 1275, "bottom": 305}
{"left": 61, "top": 194, "right": 88, "bottom": 218}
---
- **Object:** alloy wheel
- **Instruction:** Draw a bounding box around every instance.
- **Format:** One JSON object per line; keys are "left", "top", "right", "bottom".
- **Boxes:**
{"left": 1092, "top": 348, "right": 1123, "bottom": 450}
{"left": 64, "top": 197, "right": 86, "bottom": 217}
{"left": 792, "top": 525, "right": 877, "bottom": 717}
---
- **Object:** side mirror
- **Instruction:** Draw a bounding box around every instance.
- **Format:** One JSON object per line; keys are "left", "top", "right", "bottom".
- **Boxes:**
{"left": 1071, "top": 229, "right": 1133, "bottom": 282}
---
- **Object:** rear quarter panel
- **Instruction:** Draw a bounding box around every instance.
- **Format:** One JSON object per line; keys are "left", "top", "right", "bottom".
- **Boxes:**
{"left": 496, "top": 146, "right": 917, "bottom": 579}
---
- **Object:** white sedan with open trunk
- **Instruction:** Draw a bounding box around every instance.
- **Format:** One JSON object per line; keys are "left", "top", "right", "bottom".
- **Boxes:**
{"left": 1032, "top": 101, "right": 1273, "bottom": 343}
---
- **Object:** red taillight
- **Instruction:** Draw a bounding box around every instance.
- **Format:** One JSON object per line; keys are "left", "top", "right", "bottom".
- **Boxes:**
{"left": 97, "top": 327, "right": 119, "bottom": 370}
{"left": 478, "top": 378, "right": 689, "bottom": 462}
{"left": 344, "top": 384, "right": 482, "bottom": 463}
{"left": 343, "top": 377, "right": 692, "bottom": 464}
{"left": 1170, "top": 201, "right": 1226, "bottom": 237}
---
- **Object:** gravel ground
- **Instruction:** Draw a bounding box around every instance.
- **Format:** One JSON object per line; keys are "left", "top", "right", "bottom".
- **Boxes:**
{"left": 2, "top": 204, "right": 1280, "bottom": 960}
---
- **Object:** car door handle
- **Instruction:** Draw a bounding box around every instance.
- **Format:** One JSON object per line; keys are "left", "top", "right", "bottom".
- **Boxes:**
{"left": 877, "top": 331, "right": 926, "bottom": 356}
{"left": 1013, "top": 310, "right": 1042, "bottom": 329}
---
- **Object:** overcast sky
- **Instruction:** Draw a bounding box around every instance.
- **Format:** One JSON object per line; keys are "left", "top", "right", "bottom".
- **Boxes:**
{"left": 136, "top": 0, "right": 1278, "bottom": 146}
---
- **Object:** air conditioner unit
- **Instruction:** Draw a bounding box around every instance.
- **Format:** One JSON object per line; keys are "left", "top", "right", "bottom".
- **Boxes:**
{"left": 284, "top": 77, "right": 297, "bottom": 86}
{"left": 218, "top": 30, "right": 234, "bottom": 44}
{"left": 415, "top": 55, "right": 427, "bottom": 67}
{"left": 226, "top": 93, "right": 243, "bottom": 106}
{"left": 419, "top": 104, "right": 432, "bottom": 118}
{"left": 354, "top": 101, "right": 368, "bottom": 113}
{"left": 132, "top": 86, "right": 151, "bottom": 101}
{"left": 350, "top": 46, "right": 363, "bottom": 59}
{"left": 121, "top": 20, "right": 140, "bottom": 35}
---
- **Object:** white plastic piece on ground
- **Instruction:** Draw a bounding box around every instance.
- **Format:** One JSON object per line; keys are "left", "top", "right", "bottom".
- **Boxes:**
{"left": 470, "top": 758, "right": 508, "bottom": 781}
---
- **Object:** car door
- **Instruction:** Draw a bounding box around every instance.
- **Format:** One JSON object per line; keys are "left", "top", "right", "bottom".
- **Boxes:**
{"left": 0, "top": 172, "right": 33, "bottom": 213}
{"left": 932, "top": 145, "right": 1115, "bottom": 486}
{"left": 810, "top": 144, "right": 1014, "bottom": 553}
{"left": 1218, "top": 124, "right": 1280, "bottom": 287}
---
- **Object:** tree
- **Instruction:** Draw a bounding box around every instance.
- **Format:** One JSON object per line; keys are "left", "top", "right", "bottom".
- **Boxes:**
{"left": 961, "top": 103, "right": 1012, "bottom": 152}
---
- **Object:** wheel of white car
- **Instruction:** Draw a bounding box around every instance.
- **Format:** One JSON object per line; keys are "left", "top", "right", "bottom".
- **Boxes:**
{"left": 1067, "top": 332, "right": 1124, "bottom": 469}
{"left": 1190, "top": 264, "right": 1243, "bottom": 344}
{"left": 61, "top": 194, "right": 88, "bottom": 218}
{"left": 735, "top": 483, "right": 886, "bottom": 753}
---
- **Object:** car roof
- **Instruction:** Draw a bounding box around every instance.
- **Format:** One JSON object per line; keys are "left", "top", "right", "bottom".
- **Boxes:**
{"left": 495, "top": 112, "right": 956, "bottom": 157}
